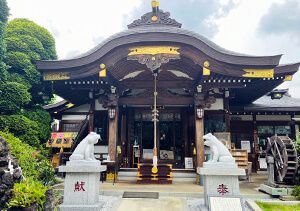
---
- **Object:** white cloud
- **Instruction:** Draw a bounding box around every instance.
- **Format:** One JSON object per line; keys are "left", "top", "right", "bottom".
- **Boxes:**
{"left": 211, "top": 0, "right": 300, "bottom": 98}
{"left": 7, "top": 0, "right": 142, "bottom": 59}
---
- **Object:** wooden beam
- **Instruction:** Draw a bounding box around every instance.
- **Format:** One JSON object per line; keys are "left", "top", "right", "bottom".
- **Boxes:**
{"left": 118, "top": 80, "right": 194, "bottom": 89}
{"left": 119, "top": 96, "right": 193, "bottom": 105}
{"left": 195, "top": 110, "right": 205, "bottom": 168}
{"left": 108, "top": 108, "right": 118, "bottom": 161}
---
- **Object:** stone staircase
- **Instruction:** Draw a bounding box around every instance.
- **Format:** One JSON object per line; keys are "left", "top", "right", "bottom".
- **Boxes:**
{"left": 118, "top": 168, "right": 196, "bottom": 183}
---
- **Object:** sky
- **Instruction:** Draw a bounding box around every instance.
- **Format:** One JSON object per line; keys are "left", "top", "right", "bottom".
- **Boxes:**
{"left": 6, "top": 0, "right": 300, "bottom": 98}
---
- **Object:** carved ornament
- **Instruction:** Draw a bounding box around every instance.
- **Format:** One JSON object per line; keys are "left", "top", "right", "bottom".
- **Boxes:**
{"left": 127, "top": 46, "right": 180, "bottom": 71}
{"left": 242, "top": 69, "right": 274, "bottom": 78}
{"left": 43, "top": 72, "right": 70, "bottom": 81}
{"left": 127, "top": 10, "right": 182, "bottom": 29}
{"left": 128, "top": 46, "right": 180, "bottom": 56}
{"left": 194, "top": 93, "right": 216, "bottom": 108}
{"left": 98, "top": 94, "right": 119, "bottom": 108}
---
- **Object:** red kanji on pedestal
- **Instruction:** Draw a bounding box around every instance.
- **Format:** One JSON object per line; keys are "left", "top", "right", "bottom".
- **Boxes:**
{"left": 74, "top": 181, "right": 85, "bottom": 192}
{"left": 217, "top": 184, "right": 229, "bottom": 195}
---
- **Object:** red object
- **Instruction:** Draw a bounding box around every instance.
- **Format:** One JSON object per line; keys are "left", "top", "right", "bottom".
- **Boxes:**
{"left": 217, "top": 184, "right": 229, "bottom": 195}
{"left": 74, "top": 181, "right": 85, "bottom": 192}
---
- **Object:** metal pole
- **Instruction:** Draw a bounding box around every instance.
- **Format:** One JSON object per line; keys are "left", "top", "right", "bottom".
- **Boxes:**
{"left": 152, "top": 72, "right": 158, "bottom": 172}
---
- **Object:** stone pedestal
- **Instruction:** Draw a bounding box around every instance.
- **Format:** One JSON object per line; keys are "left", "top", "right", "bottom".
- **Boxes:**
{"left": 197, "top": 162, "right": 245, "bottom": 206}
{"left": 59, "top": 160, "right": 106, "bottom": 211}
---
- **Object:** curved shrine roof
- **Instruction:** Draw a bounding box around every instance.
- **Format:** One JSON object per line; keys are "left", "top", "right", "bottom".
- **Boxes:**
{"left": 37, "top": 25, "right": 283, "bottom": 70}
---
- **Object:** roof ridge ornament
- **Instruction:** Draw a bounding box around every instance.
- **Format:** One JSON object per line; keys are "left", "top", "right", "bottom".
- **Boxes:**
{"left": 127, "top": 0, "right": 182, "bottom": 29}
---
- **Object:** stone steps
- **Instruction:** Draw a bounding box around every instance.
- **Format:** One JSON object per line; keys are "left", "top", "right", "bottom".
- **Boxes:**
{"left": 118, "top": 168, "right": 197, "bottom": 183}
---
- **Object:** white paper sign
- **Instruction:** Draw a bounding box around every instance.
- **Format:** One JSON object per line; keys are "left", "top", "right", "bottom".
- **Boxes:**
{"left": 185, "top": 157, "right": 193, "bottom": 169}
{"left": 259, "top": 157, "right": 267, "bottom": 169}
{"left": 143, "top": 149, "right": 153, "bottom": 159}
{"left": 241, "top": 140, "right": 251, "bottom": 153}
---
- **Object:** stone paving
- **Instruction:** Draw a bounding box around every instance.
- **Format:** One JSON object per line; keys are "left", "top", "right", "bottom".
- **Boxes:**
{"left": 98, "top": 196, "right": 259, "bottom": 211}
{"left": 55, "top": 171, "right": 275, "bottom": 210}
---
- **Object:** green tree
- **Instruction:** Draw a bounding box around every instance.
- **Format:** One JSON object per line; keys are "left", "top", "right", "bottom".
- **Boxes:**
{"left": 0, "top": 0, "right": 9, "bottom": 82}
{"left": 0, "top": 81, "right": 31, "bottom": 114}
{"left": 24, "top": 107, "right": 52, "bottom": 142}
{"left": 4, "top": 18, "right": 57, "bottom": 106}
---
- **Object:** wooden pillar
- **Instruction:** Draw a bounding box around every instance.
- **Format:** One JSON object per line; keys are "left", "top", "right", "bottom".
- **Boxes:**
{"left": 120, "top": 113, "right": 127, "bottom": 159}
{"left": 182, "top": 109, "right": 189, "bottom": 157}
{"left": 127, "top": 109, "right": 134, "bottom": 167}
{"left": 224, "top": 97, "right": 230, "bottom": 132}
{"left": 108, "top": 107, "right": 118, "bottom": 161}
{"left": 88, "top": 100, "right": 95, "bottom": 132}
{"left": 252, "top": 114, "right": 259, "bottom": 173}
{"left": 195, "top": 109, "right": 205, "bottom": 168}
{"left": 290, "top": 113, "right": 296, "bottom": 140}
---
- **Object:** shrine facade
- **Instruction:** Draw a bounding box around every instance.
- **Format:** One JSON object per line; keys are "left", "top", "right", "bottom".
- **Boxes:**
{"left": 38, "top": 1, "right": 300, "bottom": 170}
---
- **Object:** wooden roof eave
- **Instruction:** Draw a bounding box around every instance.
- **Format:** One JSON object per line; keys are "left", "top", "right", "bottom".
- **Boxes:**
{"left": 36, "top": 27, "right": 282, "bottom": 71}
{"left": 274, "top": 63, "right": 300, "bottom": 75}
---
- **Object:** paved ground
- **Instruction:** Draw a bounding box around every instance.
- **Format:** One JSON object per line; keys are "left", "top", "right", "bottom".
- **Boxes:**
{"left": 100, "top": 171, "right": 270, "bottom": 198}
{"left": 97, "top": 171, "right": 270, "bottom": 210}
{"left": 55, "top": 171, "right": 272, "bottom": 210}
{"left": 116, "top": 197, "right": 187, "bottom": 211}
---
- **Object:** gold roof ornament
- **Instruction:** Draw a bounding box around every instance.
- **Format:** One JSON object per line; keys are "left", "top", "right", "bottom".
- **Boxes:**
{"left": 152, "top": 0, "right": 160, "bottom": 12}
{"left": 128, "top": 0, "right": 181, "bottom": 28}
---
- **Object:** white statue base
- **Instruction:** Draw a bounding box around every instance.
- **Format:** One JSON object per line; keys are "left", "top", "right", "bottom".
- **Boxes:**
{"left": 197, "top": 162, "right": 245, "bottom": 207}
{"left": 59, "top": 160, "right": 106, "bottom": 211}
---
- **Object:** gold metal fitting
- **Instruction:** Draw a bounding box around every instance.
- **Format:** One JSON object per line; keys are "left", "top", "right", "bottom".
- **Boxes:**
{"left": 100, "top": 63, "right": 106, "bottom": 69}
{"left": 151, "top": 15, "right": 158, "bottom": 22}
{"left": 152, "top": 0, "right": 159, "bottom": 8}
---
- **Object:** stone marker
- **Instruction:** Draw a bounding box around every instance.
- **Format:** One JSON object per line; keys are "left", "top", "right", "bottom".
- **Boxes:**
{"left": 209, "top": 197, "right": 244, "bottom": 211}
{"left": 59, "top": 132, "right": 106, "bottom": 211}
{"left": 197, "top": 133, "right": 245, "bottom": 207}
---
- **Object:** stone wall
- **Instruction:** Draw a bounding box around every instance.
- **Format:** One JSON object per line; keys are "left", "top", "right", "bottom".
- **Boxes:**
{"left": 0, "top": 137, "right": 22, "bottom": 209}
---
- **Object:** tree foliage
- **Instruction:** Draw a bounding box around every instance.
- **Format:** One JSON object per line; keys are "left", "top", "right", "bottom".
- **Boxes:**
{"left": 6, "top": 19, "right": 57, "bottom": 60}
{"left": 23, "top": 107, "right": 52, "bottom": 142}
{"left": 0, "top": 0, "right": 9, "bottom": 82}
{"left": 0, "top": 115, "right": 40, "bottom": 147}
{"left": 3, "top": 18, "right": 57, "bottom": 106}
{"left": 0, "top": 82, "right": 31, "bottom": 114}
{"left": 0, "top": 0, "right": 9, "bottom": 23}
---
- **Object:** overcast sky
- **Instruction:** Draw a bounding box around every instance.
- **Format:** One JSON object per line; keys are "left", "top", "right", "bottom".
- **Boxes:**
{"left": 7, "top": 0, "right": 300, "bottom": 98}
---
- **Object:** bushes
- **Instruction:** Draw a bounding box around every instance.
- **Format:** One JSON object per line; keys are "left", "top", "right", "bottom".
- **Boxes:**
{"left": 7, "top": 179, "right": 47, "bottom": 211}
{"left": 0, "top": 82, "right": 31, "bottom": 114}
{"left": 23, "top": 107, "right": 52, "bottom": 143}
{"left": 0, "top": 132, "right": 55, "bottom": 185}
{"left": 0, "top": 109, "right": 52, "bottom": 146}
{"left": 0, "top": 115, "right": 40, "bottom": 147}
{"left": 292, "top": 185, "right": 300, "bottom": 200}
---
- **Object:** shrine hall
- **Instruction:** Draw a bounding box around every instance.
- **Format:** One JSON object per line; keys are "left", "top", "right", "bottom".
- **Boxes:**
{"left": 38, "top": 0, "right": 300, "bottom": 182}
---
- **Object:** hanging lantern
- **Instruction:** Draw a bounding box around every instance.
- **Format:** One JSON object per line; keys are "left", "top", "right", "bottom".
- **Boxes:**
{"left": 196, "top": 108, "right": 204, "bottom": 119}
{"left": 108, "top": 108, "right": 116, "bottom": 119}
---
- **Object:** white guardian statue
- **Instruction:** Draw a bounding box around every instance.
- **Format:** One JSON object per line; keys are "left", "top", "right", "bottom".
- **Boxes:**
{"left": 203, "top": 133, "right": 235, "bottom": 163}
{"left": 69, "top": 132, "right": 101, "bottom": 161}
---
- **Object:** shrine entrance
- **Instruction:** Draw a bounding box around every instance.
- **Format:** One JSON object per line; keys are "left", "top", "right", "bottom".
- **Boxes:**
{"left": 130, "top": 108, "right": 187, "bottom": 169}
